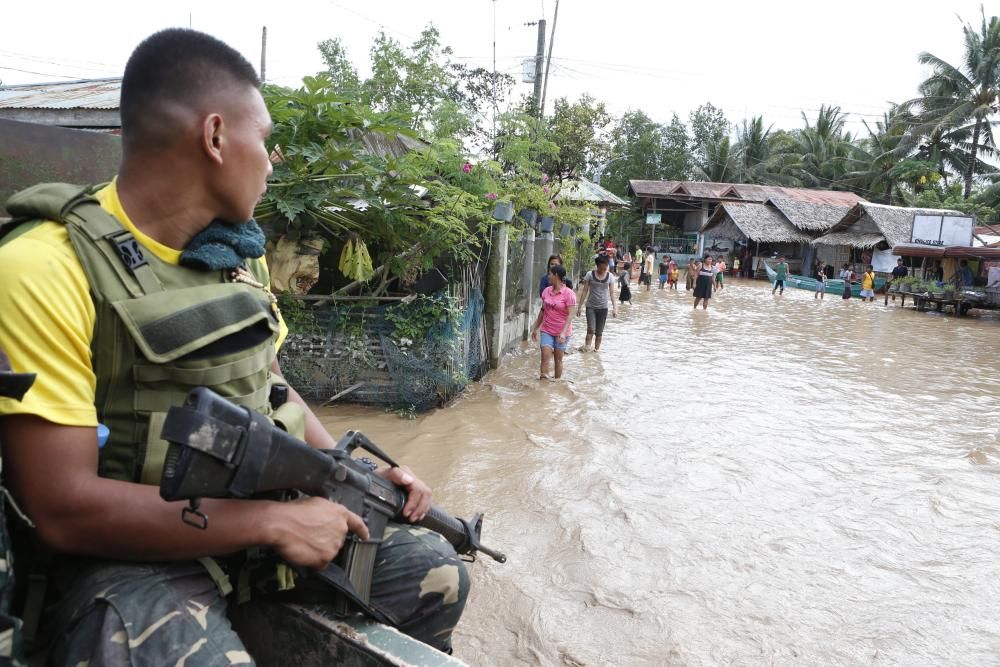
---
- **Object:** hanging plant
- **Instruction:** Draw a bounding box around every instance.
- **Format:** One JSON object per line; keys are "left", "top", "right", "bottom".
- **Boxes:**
{"left": 338, "top": 235, "right": 375, "bottom": 281}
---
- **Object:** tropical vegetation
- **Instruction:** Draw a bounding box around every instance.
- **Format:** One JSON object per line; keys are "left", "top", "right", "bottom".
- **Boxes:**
{"left": 261, "top": 9, "right": 1000, "bottom": 300}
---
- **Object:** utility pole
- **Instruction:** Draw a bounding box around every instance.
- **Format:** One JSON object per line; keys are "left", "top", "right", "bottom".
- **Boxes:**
{"left": 539, "top": 0, "right": 559, "bottom": 117}
{"left": 260, "top": 26, "right": 267, "bottom": 83}
{"left": 532, "top": 19, "right": 546, "bottom": 117}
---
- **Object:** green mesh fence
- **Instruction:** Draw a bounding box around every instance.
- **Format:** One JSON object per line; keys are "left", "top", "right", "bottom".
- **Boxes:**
{"left": 277, "top": 289, "right": 485, "bottom": 412}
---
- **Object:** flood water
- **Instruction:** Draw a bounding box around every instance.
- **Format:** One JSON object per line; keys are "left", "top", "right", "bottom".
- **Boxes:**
{"left": 317, "top": 278, "right": 1000, "bottom": 666}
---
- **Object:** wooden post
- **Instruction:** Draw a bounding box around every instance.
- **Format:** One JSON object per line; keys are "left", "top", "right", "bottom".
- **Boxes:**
{"left": 260, "top": 26, "right": 267, "bottom": 83}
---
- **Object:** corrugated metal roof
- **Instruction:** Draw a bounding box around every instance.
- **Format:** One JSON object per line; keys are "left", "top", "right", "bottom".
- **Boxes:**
{"left": 628, "top": 179, "right": 866, "bottom": 207}
{"left": 555, "top": 178, "right": 630, "bottom": 208}
{"left": 0, "top": 78, "right": 121, "bottom": 110}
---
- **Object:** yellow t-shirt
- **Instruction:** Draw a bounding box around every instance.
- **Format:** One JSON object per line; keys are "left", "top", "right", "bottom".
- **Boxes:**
{"left": 862, "top": 272, "right": 875, "bottom": 290}
{"left": 0, "top": 180, "right": 287, "bottom": 427}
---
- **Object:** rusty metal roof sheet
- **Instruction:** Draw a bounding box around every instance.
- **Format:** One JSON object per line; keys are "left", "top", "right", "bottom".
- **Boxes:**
{"left": 628, "top": 179, "right": 866, "bottom": 207}
{"left": 0, "top": 78, "right": 122, "bottom": 110}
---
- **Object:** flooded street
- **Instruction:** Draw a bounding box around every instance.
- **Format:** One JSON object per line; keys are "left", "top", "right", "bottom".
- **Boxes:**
{"left": 317, "top": 279, "right": 1000, "bottom": 666}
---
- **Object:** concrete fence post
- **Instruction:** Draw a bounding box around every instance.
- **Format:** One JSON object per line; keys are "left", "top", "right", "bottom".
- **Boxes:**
{"left": 484, "top": 223, "right": 510, "bottom": 369}
{"left": 521, "top": 227, "right": 536, "bottom": 340}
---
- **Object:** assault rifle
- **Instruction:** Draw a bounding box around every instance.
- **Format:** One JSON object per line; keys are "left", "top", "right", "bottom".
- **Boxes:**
{"left": 158, "top": 387, "right": 505, "bottom": 614}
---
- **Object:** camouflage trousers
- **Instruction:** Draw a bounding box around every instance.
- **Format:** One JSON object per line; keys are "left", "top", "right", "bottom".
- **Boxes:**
{"left": 44, "top": 523, "right": 470, "bottom": 666}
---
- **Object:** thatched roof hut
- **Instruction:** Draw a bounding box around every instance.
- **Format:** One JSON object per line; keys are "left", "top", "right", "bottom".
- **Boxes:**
{"left": 701, "top": 202, "right": 813, "bottom": 243}
{"left": 767, "top": 197, "right": 853, "bottom": 233}
{"left": 815, "top": 203, "right": 962, "bottom": 249}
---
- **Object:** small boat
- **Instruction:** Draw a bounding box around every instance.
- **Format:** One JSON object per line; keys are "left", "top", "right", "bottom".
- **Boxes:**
{"left": 763, "top": 262, "right": 885, "bottom": 298}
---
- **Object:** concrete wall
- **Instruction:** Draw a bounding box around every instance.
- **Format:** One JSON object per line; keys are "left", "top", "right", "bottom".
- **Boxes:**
{"left": 0, "top": 119, "right": 121, "bottom": 215}
{"left": 682, "top": 211, "right": 703, "bottom": 233}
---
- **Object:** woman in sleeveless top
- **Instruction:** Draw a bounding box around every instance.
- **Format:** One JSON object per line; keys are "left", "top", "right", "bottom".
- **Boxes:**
{"left": 693, "top": 255, "right": 715, "bottom": 310}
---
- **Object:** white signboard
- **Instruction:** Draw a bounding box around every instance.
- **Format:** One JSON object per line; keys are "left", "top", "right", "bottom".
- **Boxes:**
{"left": 521, "top": 59, "right": 536, "bottom": 84}
{"left": 645, "top": 212, "right": 662, "bottom": 225}
{"left": 872, "top": 248, "right": 896, "bottom": 273}
{"left": 911, "top": 214, "right": 974, "bottom": 247}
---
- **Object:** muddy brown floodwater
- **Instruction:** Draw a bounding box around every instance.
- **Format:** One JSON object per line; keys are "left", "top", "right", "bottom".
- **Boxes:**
{"left": 317, "top": 278, "right": 1000, "bottom": 666}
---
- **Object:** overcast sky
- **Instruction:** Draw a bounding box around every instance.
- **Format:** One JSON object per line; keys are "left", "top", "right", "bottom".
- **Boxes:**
{"left": 2, "top": 0, "right": 990, "bottom": 136}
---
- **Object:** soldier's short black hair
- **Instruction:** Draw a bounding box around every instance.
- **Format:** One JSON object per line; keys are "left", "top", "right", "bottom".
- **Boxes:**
{"left": 121, "top": 28, "right": 260, "bottom": 146}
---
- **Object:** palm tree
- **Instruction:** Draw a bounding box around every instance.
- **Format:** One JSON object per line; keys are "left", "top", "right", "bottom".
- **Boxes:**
{"left": 734, "top": 116, "right": 772, "bottom": 183}
{"left": 910, "top": 10, "right": 1000, "bottom": 198}
{"left": 693, "top": 135, "right": 739, "bottom": 182}
{"left": 781, "top": 105, "right": 855, "bottom": 189}
{"left": 842, "top": 109, "right": 913, "bottom": 204}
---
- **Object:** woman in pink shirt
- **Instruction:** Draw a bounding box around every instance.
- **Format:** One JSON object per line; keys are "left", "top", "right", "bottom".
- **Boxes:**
{"left": 530, "top": 264, "right": 577, "bottom": 379}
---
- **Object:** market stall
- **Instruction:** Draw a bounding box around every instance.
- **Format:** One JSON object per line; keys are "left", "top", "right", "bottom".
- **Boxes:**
{"left": 886, "top": 244, "right": 1000, "bottom": 315}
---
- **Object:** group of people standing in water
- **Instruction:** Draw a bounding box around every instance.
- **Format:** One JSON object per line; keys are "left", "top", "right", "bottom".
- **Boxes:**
{"left": 529, "top": 248, "right": 732, "bottom": 379}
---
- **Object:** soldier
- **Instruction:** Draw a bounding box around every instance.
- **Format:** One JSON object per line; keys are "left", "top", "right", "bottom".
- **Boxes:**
{"left": 0, "top": 29, "right": 468, "bottom": 664}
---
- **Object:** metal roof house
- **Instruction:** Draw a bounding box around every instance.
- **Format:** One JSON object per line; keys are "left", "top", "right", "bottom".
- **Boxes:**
{"left": 0, "top": 77, "right": 122, "bottom": 130}
{"left": 556, "top": 177, "right": 630, "bottom": 209}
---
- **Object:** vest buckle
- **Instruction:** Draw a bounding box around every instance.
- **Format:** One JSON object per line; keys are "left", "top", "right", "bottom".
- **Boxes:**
{"left": 109, "top": 231, "right": 148, "bottom": 273}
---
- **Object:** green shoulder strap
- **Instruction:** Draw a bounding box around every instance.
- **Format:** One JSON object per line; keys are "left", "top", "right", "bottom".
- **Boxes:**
{"left": 3, "top": 183, "right": 163, "bottom": 297}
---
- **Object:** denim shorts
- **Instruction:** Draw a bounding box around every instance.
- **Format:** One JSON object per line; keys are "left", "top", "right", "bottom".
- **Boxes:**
{"left": 539, "top": 331, "right": 570, "bottom": 350}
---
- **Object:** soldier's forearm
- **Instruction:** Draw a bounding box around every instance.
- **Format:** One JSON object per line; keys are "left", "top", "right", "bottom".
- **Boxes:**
{"left": 41, "top": 484, "right": 285, "bottom": 561}
{"left": 1, "top": 415, "right": 282, "bottom": 561}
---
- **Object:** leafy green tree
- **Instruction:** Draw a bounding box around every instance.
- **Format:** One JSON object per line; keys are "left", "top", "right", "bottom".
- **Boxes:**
{"left": 909, "top": 9, "right": 1000, "bottom": 198}
{"left": 542, "top": 95, "right": 610, "bottom": 181}
{"left": 600, "top": 110, "right": 691, "bottom": 196}
{"left": 257, "top": 76, "right": 496, "bottom": 293}
{"left": 317, "top": 37, "right": 360, "bottom": 96}
{"left": 661, "top": 114, "right": 694, "bottom": 181}
{"left": 689, "top": 102, "right": 731, "bottom": 170}
{"left": 915, "top": 182, "right": 997, "bottom": 221}
{"left": 318, "top": 26, "right": 514, "bottom": 143}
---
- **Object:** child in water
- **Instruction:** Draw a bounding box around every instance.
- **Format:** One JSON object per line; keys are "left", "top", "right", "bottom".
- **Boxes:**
{"left": 815, "top": 261, "right": 827, "bottom": 300}
{"left": 668, "top": 257, "right": 679, "bottom": 290}
{"left": 618, "top": 262, "right": 633, "bottom": 304}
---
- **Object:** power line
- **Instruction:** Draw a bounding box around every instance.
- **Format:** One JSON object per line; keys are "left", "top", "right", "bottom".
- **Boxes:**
{"left": 0, "top": 48, "right": 121, "bottom": 70}
{"left": 548, "top": 60, "right": 887, "bottom": 121}
{"left": 0, "top": 65, "right": 82, "bottom": 80}
{"left": 322, "top": 0, "right": 420, "bottom": 44}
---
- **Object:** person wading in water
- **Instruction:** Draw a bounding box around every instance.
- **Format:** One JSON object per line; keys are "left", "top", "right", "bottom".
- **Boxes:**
{"left": 693, "top": 255, "right": 715, "bottom": 310}
{"left": 531, "top": 264, "right": 576, "bottom": 379}
{"left": 576, "top": 254, "right": 617, "bottom": 352}
{"left": 772, "top": 255, "right": 789, "bottom": 295}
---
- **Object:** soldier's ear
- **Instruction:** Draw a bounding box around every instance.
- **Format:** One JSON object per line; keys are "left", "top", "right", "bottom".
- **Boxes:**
{"left": 202, "top": 113, "right": 225, "bottom": 165}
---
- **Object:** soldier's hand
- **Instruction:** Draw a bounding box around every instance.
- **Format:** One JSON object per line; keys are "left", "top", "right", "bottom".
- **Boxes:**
{"left": 378, "top": 465, "right": 432, "bottom": 523}
{"left": 268, "top": 496, "right": 368, "bottom": 569}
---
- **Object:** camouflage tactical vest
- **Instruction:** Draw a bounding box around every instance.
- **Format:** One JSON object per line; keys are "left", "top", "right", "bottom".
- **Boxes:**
{"left": 2, "top": 183, "right": 294, "bottom": 484}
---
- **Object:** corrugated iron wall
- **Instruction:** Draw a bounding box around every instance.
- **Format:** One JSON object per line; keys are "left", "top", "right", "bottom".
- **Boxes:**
{"left": 0, "top": 119, "right": 120, "bottom": 215}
